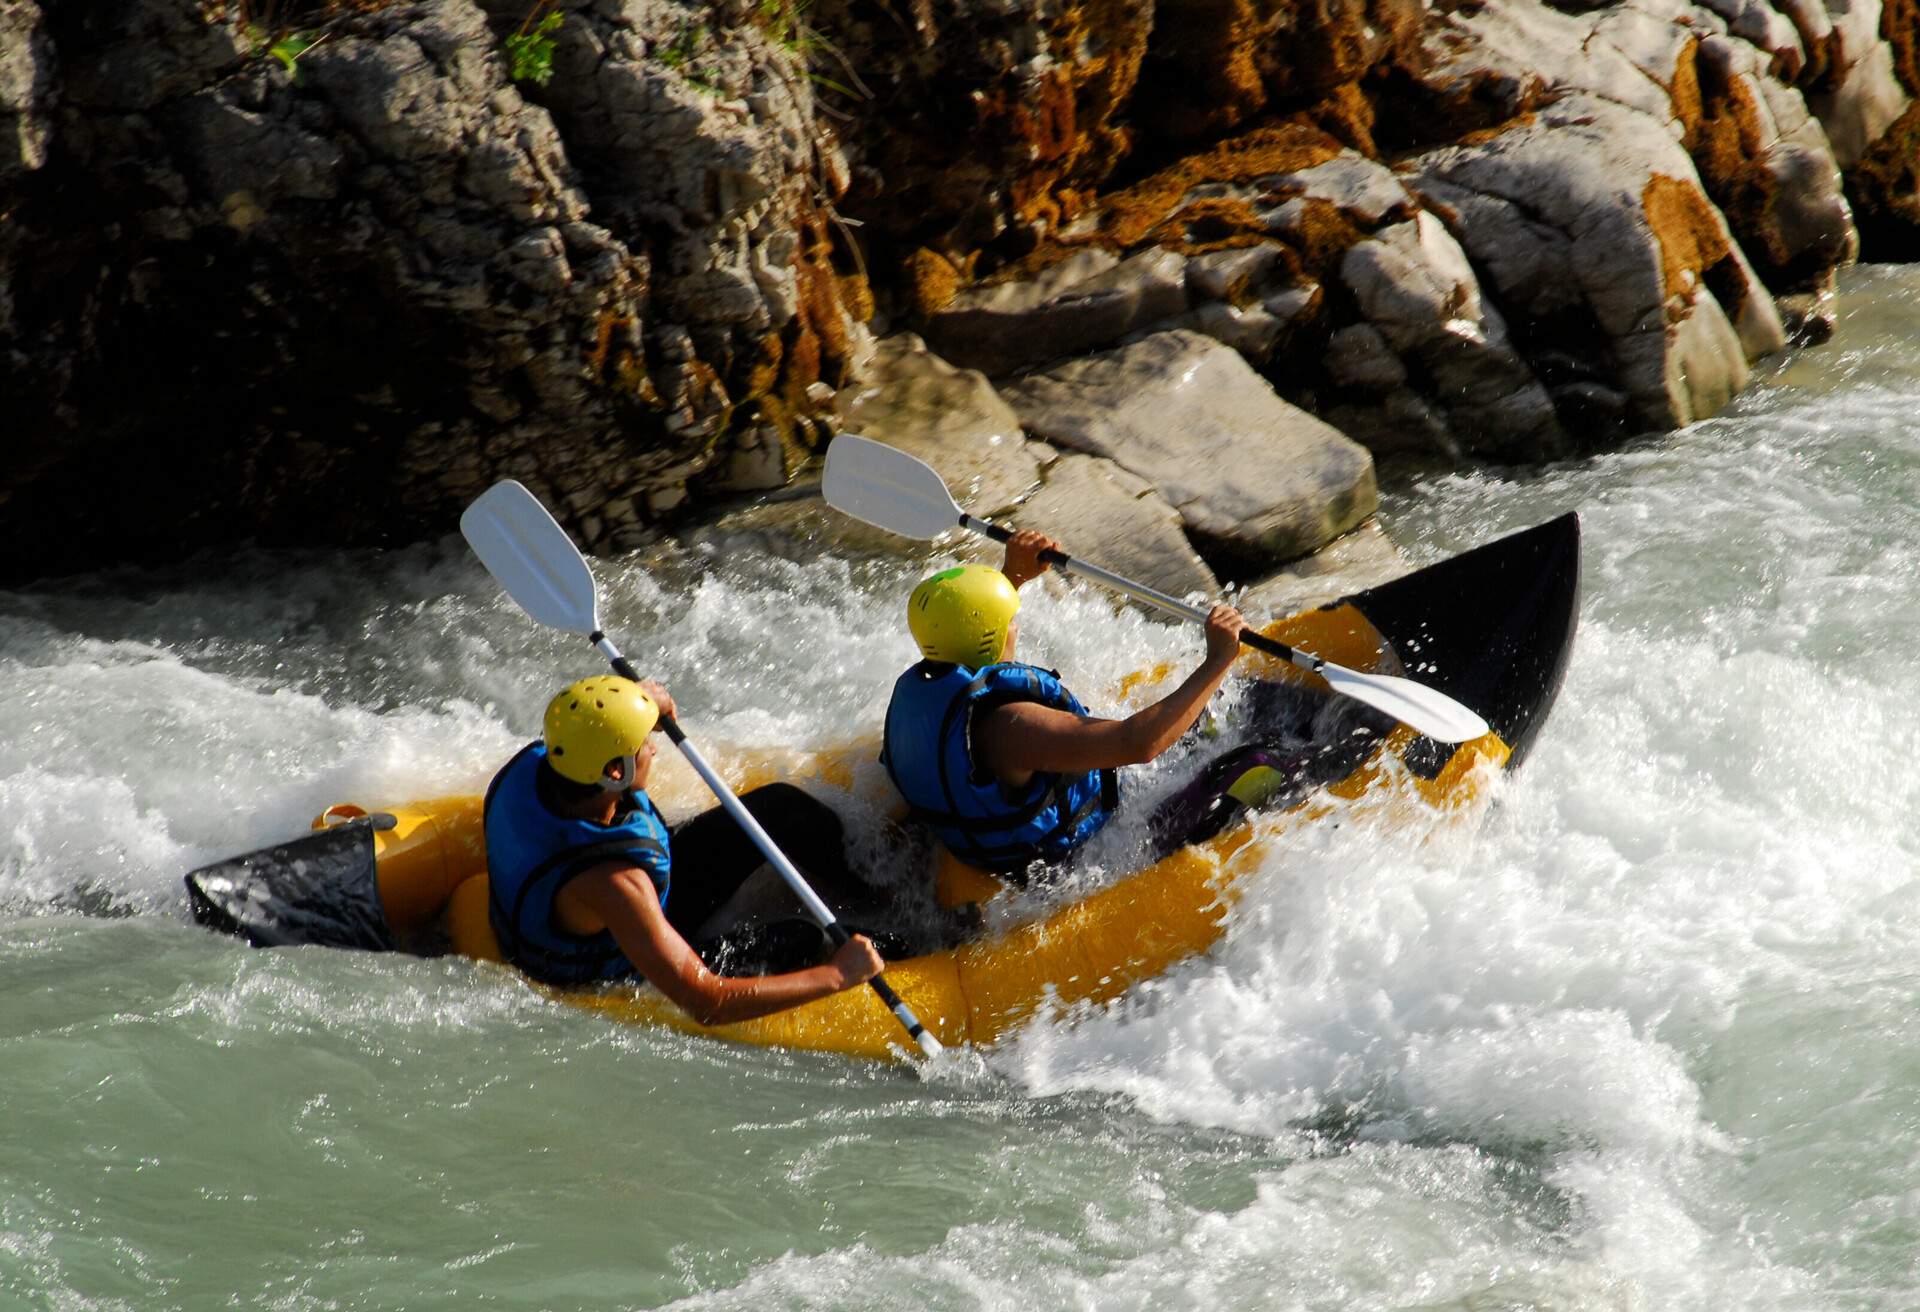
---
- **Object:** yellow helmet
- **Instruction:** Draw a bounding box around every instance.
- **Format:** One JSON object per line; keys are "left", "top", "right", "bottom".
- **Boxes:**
{"left": 908, "top": 564, "right": 1020, "bottom": 666}
{"left": 543, "top": 676, "right": 660, "bottom": 789}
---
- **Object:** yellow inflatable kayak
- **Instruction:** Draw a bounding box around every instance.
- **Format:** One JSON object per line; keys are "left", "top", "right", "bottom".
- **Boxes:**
{"left": 186, "top": 515, "right": 1580, "bottom": 1062}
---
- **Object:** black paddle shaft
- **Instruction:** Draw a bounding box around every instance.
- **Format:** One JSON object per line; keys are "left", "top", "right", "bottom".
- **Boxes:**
{"left": 970, "top": 519, "right": 1315, "bottom": 671}
{"left": 596, "top": 638, "right": 692, "bottom": 744}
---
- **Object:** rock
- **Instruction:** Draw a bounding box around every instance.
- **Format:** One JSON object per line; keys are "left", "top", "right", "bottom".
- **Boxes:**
{"left": 940, "top": 130, "right": 1570, "bottom": 459}
{"left": 1414, "top": 92, "right": 1785, "bottom": 440}
{"left": 4, "top": 0, "right": 1911, "bottom": 582}
{"left": 1685, "top": 31, "right": 1857, "bottom": 293}
{"left": 0, "top": 0, "right": 860, "bottom": 581}
{"left": 0, "top": 0, "right": 53, "bottom": 182}
{"left": 1129, "top": 0, "right": 1425, "bottom": 140}
{"left": 805, "top": 0, "right": 1154, "bottom": 255}
{"left": 1338, "top": 210, "right": 1568, "bottom": 457}
{"left": 677, "top": 483, "right": 919, "bottom": 562}
{"left": 924, "top": 247, "right": 1190, "bottom": 377}
{"left": 1846, "top": 100, "right": 1920, "bottom": 258}
{"left": 1001, "top": 330, "right": 1378, "bottom": 568}
{"left": 1775, "top": 275, "right": 1839, "bottom": 344}
{"left": 835, "top": 333, "right": 1041, "bottom": 515}
{"left": 1804, "top": 0, "right": 1912, "bottom": 170}
{"left": 1008, "top": 450, "right": 1220, "bottom": 600}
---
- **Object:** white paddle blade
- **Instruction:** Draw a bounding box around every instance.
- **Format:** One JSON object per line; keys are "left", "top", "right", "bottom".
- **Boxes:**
{"left": 823, "top": 434, "right": 965, "bottom": 541}
{"left": 1321, "top": 664, "right": 1491, "bottom": 744}
{"left": 461, "top": 481, "right": 602, "bottom": 635}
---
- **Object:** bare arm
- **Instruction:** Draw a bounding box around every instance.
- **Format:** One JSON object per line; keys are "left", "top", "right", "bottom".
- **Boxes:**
{"left": 975, "top": 604, "right": 1248, "bottom": 776}
{"left": 552, "top": 863, "right": 882, "bottom": 1026}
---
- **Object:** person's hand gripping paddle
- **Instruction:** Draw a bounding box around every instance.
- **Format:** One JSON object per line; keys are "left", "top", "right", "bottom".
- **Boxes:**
{"left": 822, "top": 433, "right": 1490, "bottom": 744}
{"left": 461, "top": 479, "right": 945, "bottom": 1061}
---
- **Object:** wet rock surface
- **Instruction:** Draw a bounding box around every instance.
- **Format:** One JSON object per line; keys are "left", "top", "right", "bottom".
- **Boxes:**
{"left": 2, "top": 0, "right": 1917, "bottom": 583}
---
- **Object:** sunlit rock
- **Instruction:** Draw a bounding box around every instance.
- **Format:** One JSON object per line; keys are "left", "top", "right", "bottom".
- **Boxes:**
{"left": 1008, "top": 448, "right": 1220, "bottom": 600}
{"left": 835, "top": 333, "right": 1041, "bottom": 516}
{"left": 1001, "top": 330, "right": 1377, "bottom": 568}
{"left": 0, "top": 0, "right": 52, "bottom": 181}
{"left": 1415, "top": 93, "right": 1784, "bottom": 439}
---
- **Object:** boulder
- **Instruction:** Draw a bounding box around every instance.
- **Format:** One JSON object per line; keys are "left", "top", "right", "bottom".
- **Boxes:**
{"left": 1001, "top": 330, "right": 1378, "bottom": 568}
{"left": 924, "top": 247, "right": 1190, "bottom": 377}
{"left": 1007, "top": 449, "right": 1220, "bottom": 600}
{"left": 1335, "top": 210, "right": 1567, "bottom": 457}
{"left": 1803, "top": 0, "right": 1912, "bottom": 169}
{"left": 1687, "top": 31, "right": 1858, "bottom": 291}
{"left": 835, "top": 333, "right": 1041, "bottom": 516}
{"left": 1414, "top": 92, "right": 1786, "bottom": 440}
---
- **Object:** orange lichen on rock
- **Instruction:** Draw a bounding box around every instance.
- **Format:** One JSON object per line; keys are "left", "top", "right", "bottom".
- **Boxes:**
{"left": 1289, "top": 83, "right": 1382, "bottom": 157}
{"left": 1846, "top": 99, "right": 1920, "bottom": 257}
{"left": 1453, "top": 110, "right": 1537, "bottom": 150}
{"left": 1135, "top": 0, "right": 1273, "bottom": 140}
{"left": 1670, "top": 38, "right": 1803, "bottom": 283}
{"left": 1092, "top": 124, "right": 1344, "bottom": 248}
{"left": 778, "top": 202, "right": 855, "bottom": 416}
{"left": 838, "top": 269, "right": 875, "bottom": 324}
{"left": 970, "top": 0, "right": 1152, "bottom": 234}
{"left": 586, "top": 309, "right": 662, "bottom": 407}
{"left": 1283, "top": 196, "right": 1375, "bottom": 271}
{"left": 1642, "top": 173, "right": 1739, "bottom": 319}
{"left": 904, "top": 247, "right": 966, "bottom": 318}
{"left": 1160, "top": 196, "right": 1278, "bottom": 252}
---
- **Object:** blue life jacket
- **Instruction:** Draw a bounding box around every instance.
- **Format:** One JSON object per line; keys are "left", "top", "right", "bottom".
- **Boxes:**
{"left": 881, "top": 661, "right": 1118, "bottom": 876}
{"left": 482, "top": 741, "right": 672, "bottom": 987}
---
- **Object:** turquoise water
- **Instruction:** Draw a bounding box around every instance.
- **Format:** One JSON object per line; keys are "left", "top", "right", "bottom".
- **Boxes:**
{"left": 4, "top": 267, "right": 1920, "bottom": 1309}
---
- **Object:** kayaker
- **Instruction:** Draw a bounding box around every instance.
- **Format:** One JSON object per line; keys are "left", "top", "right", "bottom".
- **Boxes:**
{"left": 483, "top": 674, "right": 886, "bottom": 1025}
{"left": 882, "top": 530, "right": 1247, "bottom": 882}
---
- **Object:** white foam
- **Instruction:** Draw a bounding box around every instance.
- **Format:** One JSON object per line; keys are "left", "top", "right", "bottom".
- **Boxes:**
{"left": 7, "top": 266, "right": 1920, "bottom": 1306}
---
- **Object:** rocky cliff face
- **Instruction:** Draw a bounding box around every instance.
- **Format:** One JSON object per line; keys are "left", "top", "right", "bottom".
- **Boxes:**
{"left": 1, "top": 0, "right": 858, "bottom": 577}
{"left": 1, "top": 0, "right": 1915, "bottom": 584}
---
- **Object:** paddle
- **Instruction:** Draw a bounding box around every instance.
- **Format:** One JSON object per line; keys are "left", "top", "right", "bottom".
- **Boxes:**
{"left": 822, "top": 433, "right": 1491, "bottom": 744}
{"left": 461, "top": 479, "right": 945, "bottom": 1061}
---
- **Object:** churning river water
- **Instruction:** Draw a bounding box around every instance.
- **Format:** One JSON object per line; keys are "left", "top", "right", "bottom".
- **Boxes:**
{"left": 5, "top": 266, "right": 1920, "bottom": 1311}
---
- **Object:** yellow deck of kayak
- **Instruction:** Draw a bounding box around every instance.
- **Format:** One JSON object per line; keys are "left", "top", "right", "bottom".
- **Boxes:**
{"left": 328, "top": 605, "right": 1509, "bottom": 1062}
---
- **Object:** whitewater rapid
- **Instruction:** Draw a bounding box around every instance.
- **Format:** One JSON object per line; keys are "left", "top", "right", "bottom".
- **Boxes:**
{"left": 4, "top": 266, "right": 1920, "bottom": 1310}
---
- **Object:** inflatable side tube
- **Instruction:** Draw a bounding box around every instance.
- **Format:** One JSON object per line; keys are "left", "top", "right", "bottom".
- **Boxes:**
{"left": 184, "top": 816, "right": 396, "bottom": 952}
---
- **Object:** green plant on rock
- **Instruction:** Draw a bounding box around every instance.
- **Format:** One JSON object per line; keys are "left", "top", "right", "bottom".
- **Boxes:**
{"left": 506, "top": 6, "right": 563, "bottom": 86}
{"left": 656, "top": 23, "right": 723, "bottom": 95}
{"left": 265, "top": 29, "right": 321, "bottom": 76}
{"left": 753, "top": 0, "right": 865, "bottom": 100}
{"left": 236, "top": 0, "right": 335, "bottom": 80}
{"left": 657, "top": 23, "right": 705, "bottom": 71}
